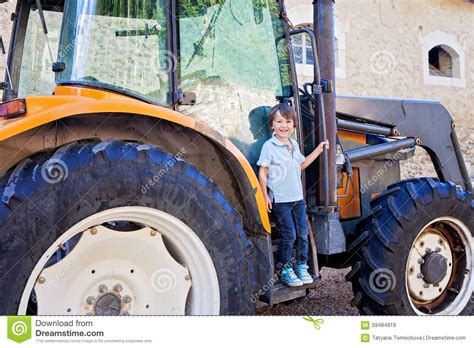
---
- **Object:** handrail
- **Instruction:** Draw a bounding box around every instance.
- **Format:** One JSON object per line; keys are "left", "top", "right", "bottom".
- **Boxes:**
{"left": 290, "top": 28, "right": 329, "bottom": 209}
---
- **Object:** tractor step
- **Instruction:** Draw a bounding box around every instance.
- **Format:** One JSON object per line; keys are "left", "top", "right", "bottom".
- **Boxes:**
{"left": 262, "top": 216, "right": 321, "bottom": 307}
{"left": 258, "top": 276, "right": 322, "bottom": 308}
{"left": 271, "top": 277, "right": 321, "bottom": 305}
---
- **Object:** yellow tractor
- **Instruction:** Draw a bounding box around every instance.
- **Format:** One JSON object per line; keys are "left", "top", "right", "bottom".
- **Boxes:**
{"left": 0, "top": 0, "right": 472, "bottom": 315}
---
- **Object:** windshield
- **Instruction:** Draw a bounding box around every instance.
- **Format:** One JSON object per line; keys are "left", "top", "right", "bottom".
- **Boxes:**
{"left": 56, "top": 0, "right": 170, "bottom": 105}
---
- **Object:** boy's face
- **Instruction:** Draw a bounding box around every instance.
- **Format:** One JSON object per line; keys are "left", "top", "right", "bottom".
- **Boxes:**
{"left": 271, "top": 111, "right": 294, "bottom": 139}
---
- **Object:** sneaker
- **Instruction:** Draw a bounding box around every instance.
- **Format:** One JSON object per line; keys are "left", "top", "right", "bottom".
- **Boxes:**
{"left": 281, "top": 267, "right": 303, "bottom": 287}
{"left": 296, "top": 263, "right": 313, "bottom": 284}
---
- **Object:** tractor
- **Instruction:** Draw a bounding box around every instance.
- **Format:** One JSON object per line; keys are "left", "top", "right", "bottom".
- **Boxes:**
{"left": 0, "top": 0, "right": 472, "bottom": 315}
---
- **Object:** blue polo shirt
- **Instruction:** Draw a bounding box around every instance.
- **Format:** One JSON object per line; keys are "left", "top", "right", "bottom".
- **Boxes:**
{"left": 257, "top": 134, "right": 306, "bottom": 203}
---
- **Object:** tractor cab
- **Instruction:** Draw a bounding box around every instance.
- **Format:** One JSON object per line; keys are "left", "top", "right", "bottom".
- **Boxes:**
{"left": 3, "top": 0, "right": 293, "bottom": 165}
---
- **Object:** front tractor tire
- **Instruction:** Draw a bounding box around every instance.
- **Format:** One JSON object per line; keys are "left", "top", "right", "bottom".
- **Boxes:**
{"left": 348, "top": 178, "right": 474, "bottom": 315}
{"left": 0, "top": 140, "right": 256, "bottom": 315}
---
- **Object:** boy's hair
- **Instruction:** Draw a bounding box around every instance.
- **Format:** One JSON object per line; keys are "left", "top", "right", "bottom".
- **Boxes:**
{"left": 268, "top": 103, "right": 298, "bottom": 128}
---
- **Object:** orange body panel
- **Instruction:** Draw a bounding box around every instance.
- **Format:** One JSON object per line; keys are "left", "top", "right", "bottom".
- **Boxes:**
{"left": 0, "top": 86, "right": 270, "bottom": 232}
{"left": 338, "top": 130, "right": 366, "bottom": 144}
{"left": 0, "top": 86, "right": 195, "bottom": 140}
{"left": 337, "top": 130, "right": 364, "bottom": 219}
{"left": 337, "top": 168, "right": 361, "bottom": 220}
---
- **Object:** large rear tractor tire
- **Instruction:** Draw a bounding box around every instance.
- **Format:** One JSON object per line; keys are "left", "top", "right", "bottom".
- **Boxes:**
{"left": 0, "top": 140, "right": 256, "bottom": 315}
{"left": 347, "top": 178, "right": 474, "bottom": 315}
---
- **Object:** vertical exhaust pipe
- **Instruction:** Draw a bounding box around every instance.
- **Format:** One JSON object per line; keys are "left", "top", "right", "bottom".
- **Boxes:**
{"left": 314, "top": 0, "right": 337, "bottom": 208}
{"left": 311, "top": 0, "right": 346, "bottom": 255}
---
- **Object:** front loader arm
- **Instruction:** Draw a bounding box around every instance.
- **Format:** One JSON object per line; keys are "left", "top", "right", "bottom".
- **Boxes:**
{"left": 336, "top": 95, "right": 472, "bottom": 191}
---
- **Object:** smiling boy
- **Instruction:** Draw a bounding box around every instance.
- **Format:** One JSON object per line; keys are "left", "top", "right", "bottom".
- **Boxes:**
{"left": 257, "top": 103, "right": 329, "bottom": 286}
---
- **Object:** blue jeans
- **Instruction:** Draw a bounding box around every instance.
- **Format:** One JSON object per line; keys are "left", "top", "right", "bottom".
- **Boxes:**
{"left": 273, "top": 199, "right": 309, "bottom": 267}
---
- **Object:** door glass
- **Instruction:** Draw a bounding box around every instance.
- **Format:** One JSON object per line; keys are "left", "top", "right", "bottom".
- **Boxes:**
{"left": 178, "top": 0, "right": 292, "bottom": 168}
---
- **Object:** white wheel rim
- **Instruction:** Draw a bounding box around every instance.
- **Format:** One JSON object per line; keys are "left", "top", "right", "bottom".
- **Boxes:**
{"left": 18, "top": 207, "right": 220, "bottom": 315}
{"left": 406, "top": 216, "right": 474, "bottom": 315}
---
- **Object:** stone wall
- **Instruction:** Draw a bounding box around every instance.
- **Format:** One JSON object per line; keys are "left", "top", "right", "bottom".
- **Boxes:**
{"left": 286, "top": 0, "right": 473, "bottom": 180}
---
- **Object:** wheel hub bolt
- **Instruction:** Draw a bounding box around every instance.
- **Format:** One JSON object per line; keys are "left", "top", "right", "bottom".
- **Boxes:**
{"left": 185, "top": 275, "right": 191, "bottom": 281}
{"left": 418, "top": 258, "right": 425, "bottom": 264}
{"left": 417, "top": 273, "right": 424, "bottom": 279}
{"left": 113, "top": 284, "right": 123, "bottom": 293}
{"left": 98, "top": 284, "right": 108, "bottom": 293}
{"left": 423, "top": 283, "right": 430, "bottom": 288}
{"left": 425, "top": 247, "right": 432, "bottom": 254}
{"left": 433, "top": 283, "right": 439, "bottom": 287}
{"left": 122, "top": 311, "right": 130, "bottom": 316}
{"left": 435, "top": 247, "right": 442, "bottom": 252}
{"left": 86, "top": 296, "right": 96, "bottom": 305}
{"left": 123, "top": 295, "right": 132, "bottom": 303}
